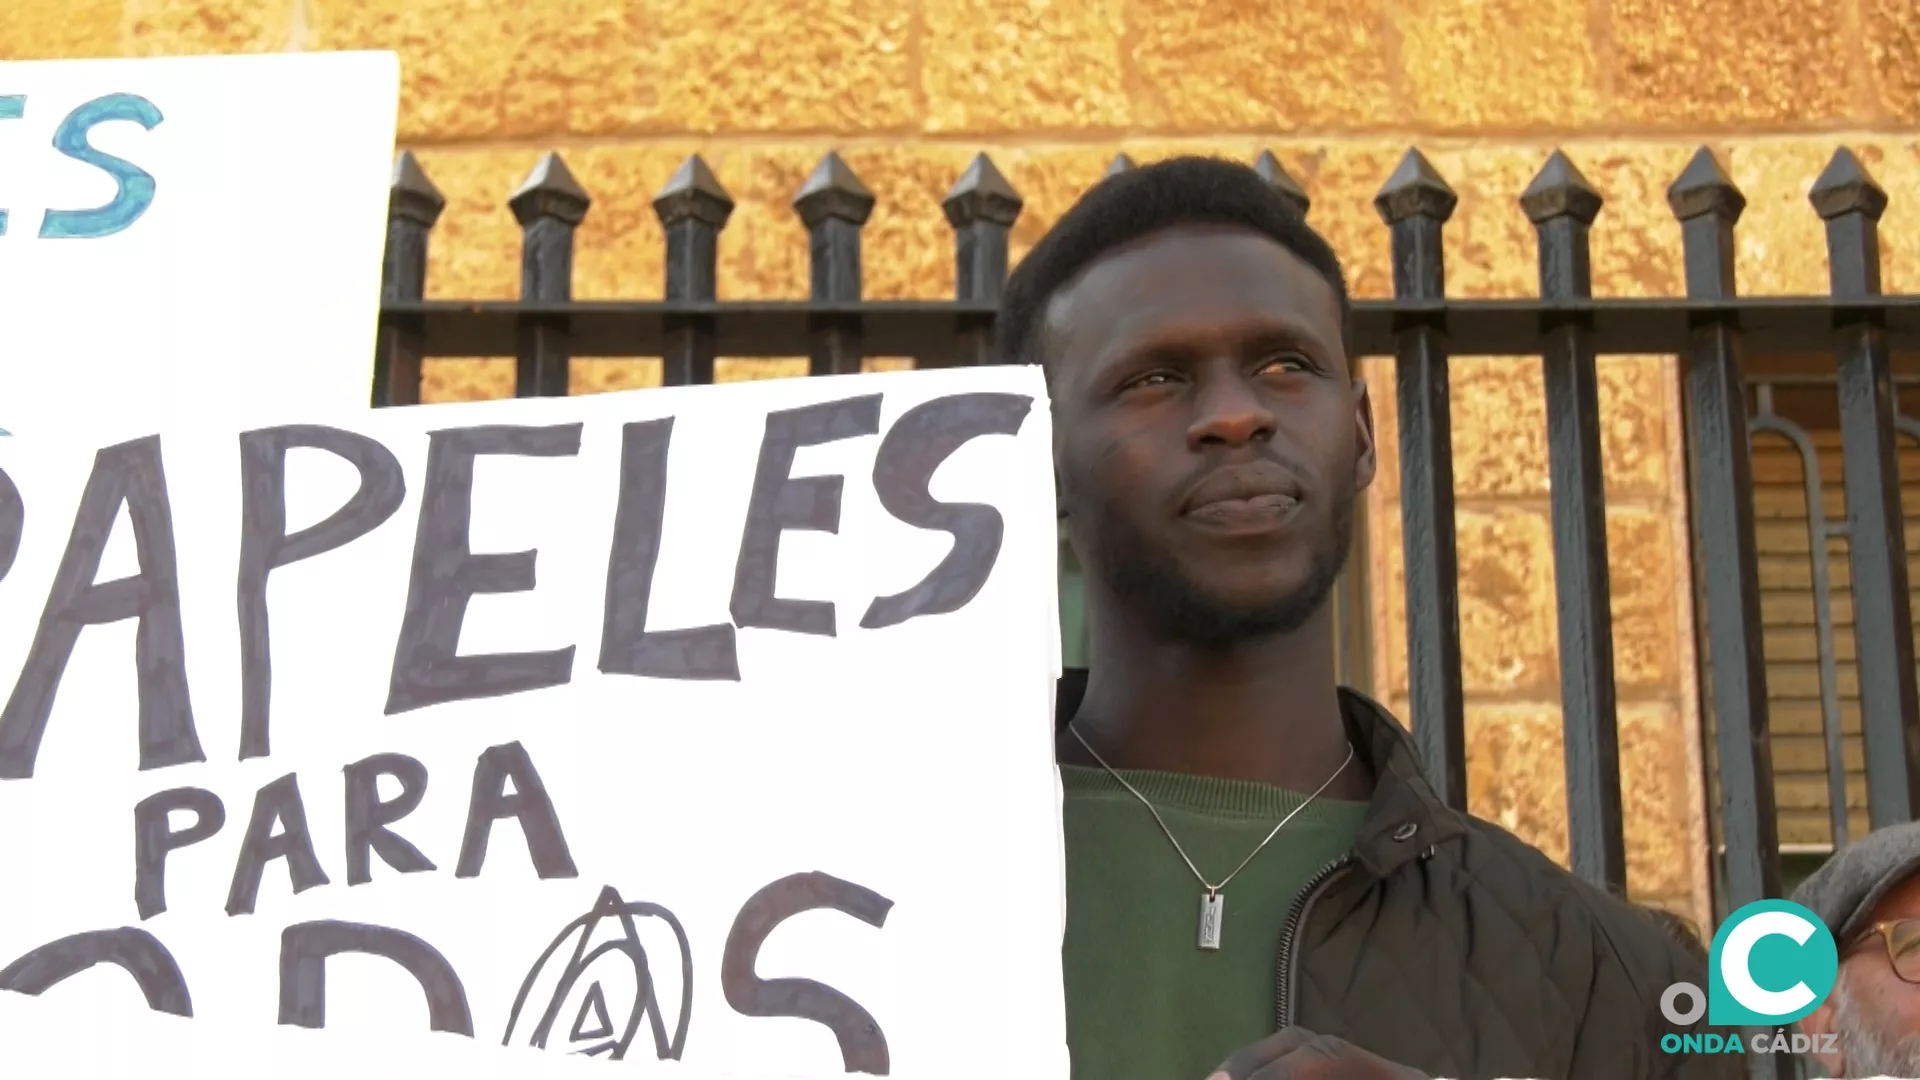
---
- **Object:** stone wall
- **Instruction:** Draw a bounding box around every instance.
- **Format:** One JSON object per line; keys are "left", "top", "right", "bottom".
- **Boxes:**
{"left": 20, "top": 0, "right": 1920, "bottom": 930}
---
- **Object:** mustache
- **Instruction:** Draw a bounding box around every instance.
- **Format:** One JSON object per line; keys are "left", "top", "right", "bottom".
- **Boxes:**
{"left": 1177, "top": 446, "right": 1315, "bottom": 494}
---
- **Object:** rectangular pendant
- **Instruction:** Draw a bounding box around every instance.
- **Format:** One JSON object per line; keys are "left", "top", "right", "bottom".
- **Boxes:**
{"left": 1197, "top": 891, "right": 1224, "bottom": 951}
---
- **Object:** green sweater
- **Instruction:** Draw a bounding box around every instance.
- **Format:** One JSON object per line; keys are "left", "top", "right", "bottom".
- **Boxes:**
{"left": 1061, "top": 764, "right": 1369, "bottom": 1080}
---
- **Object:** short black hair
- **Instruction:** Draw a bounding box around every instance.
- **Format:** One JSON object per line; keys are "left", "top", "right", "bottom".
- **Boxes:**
{"left": 994, "top": 155, "right": 1353, "bottom": 371}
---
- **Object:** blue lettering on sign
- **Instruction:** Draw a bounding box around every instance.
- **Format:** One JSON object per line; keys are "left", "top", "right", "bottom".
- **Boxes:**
{"left": 0, "top": 95, "right": 24, "bottom": 236}
{"left": 39, "top": 93, "right": 164, "bottom": 240}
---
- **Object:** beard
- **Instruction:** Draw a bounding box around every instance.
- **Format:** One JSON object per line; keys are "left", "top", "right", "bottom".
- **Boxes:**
{"left": 1077, "top": 470, "right": 1357, "bottom": 648}
{"left": 1831, "top": 974, "right": 1920, "bottom": 1078}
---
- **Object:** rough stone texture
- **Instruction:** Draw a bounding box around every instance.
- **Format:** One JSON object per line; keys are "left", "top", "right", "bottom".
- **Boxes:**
{"left": 310, "top": 0, "right": 916, "bottom": 141}
{"left": 1465, "top": 701, "right": 1696, "bottom": 902}
{"left": 1127, "top": 0, "right": 1399, "bottom": 133}
{"left": 1392, "top": 0, "right": 1604, "bottom": 131}
{"left": 921, "top": 0, "right": 1130, "bottom": 133}
{"left": 1608, "top": 509, "right": 1681, "bottom": 694}
{"left": 1865, "top": 0, "right": 1920, "bottom": 124}
{"left": 7, "top": 0, "right": 295, "bottom": 58}
{"left": 1608, "top": 0, "right": 1862, "bottom": 128}
{"left": 1455, "top": 506, "right": 1562, "bottom": 698}
{"left": 309, "top": 0, "right": 651, "bottom": 140}
{"left": 126, "top": 0, "right": 296, "bottom": 55}
{"left": 4, "top": 0, "right": 127, "bottom": 58}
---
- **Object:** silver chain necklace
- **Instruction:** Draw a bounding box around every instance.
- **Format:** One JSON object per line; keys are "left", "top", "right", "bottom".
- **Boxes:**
{"left": 1068, "top": 723, "right": 1356, "bottom": 952}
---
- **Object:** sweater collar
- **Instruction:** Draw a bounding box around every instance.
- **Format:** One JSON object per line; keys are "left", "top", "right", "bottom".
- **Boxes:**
{"left": 1051, "top": 672, "right": 1468, "bottom": 879}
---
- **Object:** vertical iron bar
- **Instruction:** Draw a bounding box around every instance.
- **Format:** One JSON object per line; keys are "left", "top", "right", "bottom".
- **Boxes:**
{"left": 372, "top": 152, "right": 444, "bottom": 408}
{"left": 794, "top": 152, "right": 873, "bottom": 377}
{"left": 1374, "top": 149, "right": 1468, "bottom": 810}
{"left": 654, "top": 156, "right": 733, "bottom": 387}
{"left": 942, "top": 153, "right": 1021, "bottom": 367}
{"left": 1668, "top": 152, "right": 1789, "bottom": 1080}
{"left": 1811, "top": 147, "right": 1920, "bottom": 828}
{"left": 1522, "top": 150, "right": 1626, "bottom": 893}
{"left": 509, "top": 153, "right": 590, "bottom": 397}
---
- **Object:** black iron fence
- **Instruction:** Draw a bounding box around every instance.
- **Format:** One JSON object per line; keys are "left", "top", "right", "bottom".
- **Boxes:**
{"left": 370, "top": 144, "right": 1920, "bottom": 937}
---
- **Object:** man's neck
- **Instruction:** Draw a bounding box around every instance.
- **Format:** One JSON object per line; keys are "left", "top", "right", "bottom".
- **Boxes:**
{"left": 1058, "top": 603, "right": 1373, "bottom": 800}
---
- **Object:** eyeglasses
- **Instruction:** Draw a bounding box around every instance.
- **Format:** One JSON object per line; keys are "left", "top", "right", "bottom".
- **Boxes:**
{"left": 1846, "top": 918, "right": 1920, "bottom": 984}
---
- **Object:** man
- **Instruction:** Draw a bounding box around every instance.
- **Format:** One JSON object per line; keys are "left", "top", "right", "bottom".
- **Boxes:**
{"left": 1795, "top": 821, "right": 1920, "bottom": 1077}
{"left": 1002, "top": 156, "right": 1732, "bottom": 1080}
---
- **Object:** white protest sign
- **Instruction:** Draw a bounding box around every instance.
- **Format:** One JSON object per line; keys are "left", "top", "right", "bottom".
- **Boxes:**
{"left": 0, "top": 52, "right": 400, "bottom": 437}
{"left": 0, "top": 365, "right": 1068, "bottom": 1080}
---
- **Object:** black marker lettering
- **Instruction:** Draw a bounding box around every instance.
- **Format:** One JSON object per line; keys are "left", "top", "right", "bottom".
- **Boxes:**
{"left": 862, "top": 393, "right": 1033, "bottom": 629}
{"left": 385, "top": 424, "right": 582, "bottom": 715}
{"left": 133, "top": 786, "right": 225, "bottom": 919}
{"left": 226, "top": 772, "right": 329, "bottom": 916}
{"left": 0, "top": 436, "right": 200, "bottom": 779}
{"left": 457, "top": 740, "right": 577, "bottom": 880}
{"left": 600, "top": 418, "right": 740, "bottom": 681}
{"left": 279, "top": 920, "right": 472, "bottom": 1035}
{"left": 731, "top": 395, "right": 883, "bottom": 637}
{"left": 503, "top": 885, "right": 693, "bottom": 1061}
{"left": 343, "top": 752, "right": 436, "bottom": 885}
{"left": 0, "top": 927, "right": 192, "bottom": 1016}
{"left": 0, "top": 464, "right": 22, "bottom": 585}
{"left": 238, "top": 425, "right": 406, "bottom": 759}
{"left": 722, "top": 871, "right": 894, "bottom": 1075}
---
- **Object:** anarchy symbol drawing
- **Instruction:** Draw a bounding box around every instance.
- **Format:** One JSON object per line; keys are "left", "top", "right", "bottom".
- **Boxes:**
{"left": 501, "top": 885, "right": 693, "bottom": 1060}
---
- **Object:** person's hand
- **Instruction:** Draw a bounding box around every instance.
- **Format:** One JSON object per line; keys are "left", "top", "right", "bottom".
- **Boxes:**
{"left": 1205, "top": 1027, "right": 1431, "bottom": 1080}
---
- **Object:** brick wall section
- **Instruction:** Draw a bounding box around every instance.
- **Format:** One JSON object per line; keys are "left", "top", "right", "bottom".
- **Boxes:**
{"left": 18, "top": 0, "right": 1920, "bottom": 930}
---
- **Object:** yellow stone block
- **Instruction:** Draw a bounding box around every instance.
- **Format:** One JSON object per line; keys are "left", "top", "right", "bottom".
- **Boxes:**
{"left": 126, "top": 0, "right": 295, "bottom": 55}
{"left": 1607, "top": 0, "right": 1861, "bottom": 127}
{"left": 1597, "top": 354, "right": 1673, "bottom": 500}
{"left": 1607, "top": 508, "right": 1681, "bottom": 694}
{"left": 1364, "top": 475, "right": 1408, "bottom": 701}
{"left": 626, "top": 0, "right": 917, "bottom": 135}
{"left": 5, "top": 0, "right": 126, "bottom": 58}
{"left": 10, "top": 0, "right": 293, "bottom": 60}
{"left": 1466, "top": 704, "right": 1570, "bottom": 865}
{"left": 1456, "top": 506, "right": 1560, "bottom": 696}
{"left": 308, "top": 0, "right": 660, "bottom": 141}
{"left": 921, "top": 0, "right": 1130, "bottom": 133}
{"left": 1126, "top": 0, "right": 1398, "bottom": 132}
{"left": 1464, "top": 701, "right": 1698, "bottom": 902}
{"left": 1865, "top": 0, "right": 1920, "bottom": 124}
{"left": 1441, "top": 353, "right": 1673, "bottom": 500}
{"left": 1621, "top": 702, "right": 1700, "bottom": 901}
{"left": 1449, "top": 356, "right": 1547, "bottom": 498}
{"left": 422, "top": 359, "right": 512, "bottom": 402}
{"left": 1577, "top": 144, "right": 1694, "bottom": 299}
{"left": 316, "top": 0, "right": 918, "bottom": 141}
{"left": 572, "top": 359, "right": 663, "bottom": 394}
{"left": 1392, "top": 0, "right": 1603, "bottom": 131}
{"left": 330, "top": 0, "right": 917, "bottom": 141}
{"left": 410, "top": 147, "right": 543, "bottom": 301}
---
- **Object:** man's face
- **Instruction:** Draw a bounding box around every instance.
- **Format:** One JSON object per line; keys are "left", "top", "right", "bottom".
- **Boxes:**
{"left": 1046, "top": 225, "right": 1374, "bottom": 645}
{"left": 1806, "top": 874, "right": 1920, "bottom": 1077}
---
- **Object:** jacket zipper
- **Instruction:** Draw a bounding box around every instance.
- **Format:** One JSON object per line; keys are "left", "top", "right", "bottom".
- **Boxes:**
{"left": 1273, "top": 854, "right": 1355, "bottom": 1030}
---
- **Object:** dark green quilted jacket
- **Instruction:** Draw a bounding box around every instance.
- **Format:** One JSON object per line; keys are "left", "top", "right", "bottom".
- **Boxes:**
{"left": 1055, "top": 674, "right": 1743, "bottom": 1080}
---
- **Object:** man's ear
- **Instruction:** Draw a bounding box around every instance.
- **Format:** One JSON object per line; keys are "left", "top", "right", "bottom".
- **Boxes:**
{"left": 1799, "top": 999, "right": 1843, "bottom": 1077}
{"left": 1352, "top": 377, "right": 1377, "bottom": 492}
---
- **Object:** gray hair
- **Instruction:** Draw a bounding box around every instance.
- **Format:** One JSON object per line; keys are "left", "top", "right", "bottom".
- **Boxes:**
{"left": 1829, "top": 970, "right": 1920, "bottom": 1078}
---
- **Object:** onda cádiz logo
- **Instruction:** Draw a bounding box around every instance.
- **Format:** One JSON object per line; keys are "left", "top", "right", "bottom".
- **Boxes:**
{"left": 1659, "top": 899, "right": 1841, "bottom": 1056}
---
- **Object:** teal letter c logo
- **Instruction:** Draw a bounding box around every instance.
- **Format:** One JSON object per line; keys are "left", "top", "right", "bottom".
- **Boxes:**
{"left": 1708, "top": 899, "right": 1839, "bottom": 1026}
